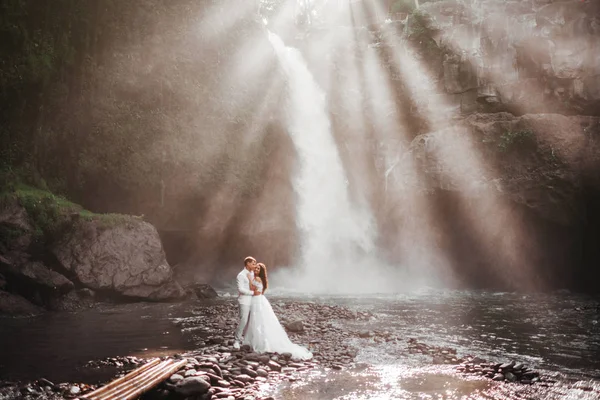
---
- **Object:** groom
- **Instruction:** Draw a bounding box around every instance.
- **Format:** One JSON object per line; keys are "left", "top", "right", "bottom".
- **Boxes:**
{"left": 233, "top": 256, "right": 260, "bottom": 350}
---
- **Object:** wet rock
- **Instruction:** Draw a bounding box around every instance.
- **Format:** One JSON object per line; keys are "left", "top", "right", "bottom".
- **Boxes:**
{"left": 505, "top": 372, "right": 517, "bottom": 382}
{"left": 208, "top": 336, "right": 224, "bottom": 345}
{"left": 193, "top": 283, "right": 218, "bottom": 299}
{"left": 216, "top": 379, "right": 231, "bottom": 388}
{"left": 258, "top": 355, "right": 271, "bottom": 364}
{"left": 234, "top": 374, "right": 254, "bottom": 383}
{"left": 500, "top": 361, "right": 516, "bottom": 370}
{"left": 285, "top": 320, "right": 304, "bottom": 332}
{"left": 241, "top": 368, "right": 257, "bottom": 378}
{"left": 267, "top": 360, "right": 281, "bottom": 371}
{"left": 169, "top": 373, "right": 184, "bottom": 383}
{"left": 174, "top": 376, "right": 211, "bottom": 396}
{"left": 240, "top": 344, "right": 252, "bottom": 352}
{"left": 513, "top": 363, "right": 525, "bottom": 370}
{"left": 69, "top": 385, "right": 81, "bottom": 395}
{"left": 454, "top": 354, "right": 543, "bottom": 385}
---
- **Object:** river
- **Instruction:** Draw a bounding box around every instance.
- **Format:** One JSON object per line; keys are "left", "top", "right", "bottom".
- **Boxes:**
{"left": 1, "top": 290, "right": 599, "bottom": 399}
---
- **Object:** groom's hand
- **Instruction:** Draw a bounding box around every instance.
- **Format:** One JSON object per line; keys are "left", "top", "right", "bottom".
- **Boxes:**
{"left": 253, "top": 289, "right": 261, "bottom": 295}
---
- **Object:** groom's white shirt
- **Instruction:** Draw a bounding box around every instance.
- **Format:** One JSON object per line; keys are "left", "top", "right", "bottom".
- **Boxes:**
{"left": 237, "top": 269, "right": 254, "bottom": 306}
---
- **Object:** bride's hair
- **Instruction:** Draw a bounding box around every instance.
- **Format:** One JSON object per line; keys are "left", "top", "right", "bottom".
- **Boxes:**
{"left": 257, "top": 263, "right": 268, "bottom": 293}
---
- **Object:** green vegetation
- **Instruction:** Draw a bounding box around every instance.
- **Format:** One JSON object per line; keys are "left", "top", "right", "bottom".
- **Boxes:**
{"left": 0, "top": 180, "right": 134, "bottom": 243}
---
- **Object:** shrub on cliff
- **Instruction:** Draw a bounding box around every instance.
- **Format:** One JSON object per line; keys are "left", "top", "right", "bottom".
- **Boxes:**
{"left": 0, "top": 178, "right": 132, "bottom": 246}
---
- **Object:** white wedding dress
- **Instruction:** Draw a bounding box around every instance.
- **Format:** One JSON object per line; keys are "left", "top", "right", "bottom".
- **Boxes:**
{"left": 243, "top": 279, "right": 313, "bottom": 360}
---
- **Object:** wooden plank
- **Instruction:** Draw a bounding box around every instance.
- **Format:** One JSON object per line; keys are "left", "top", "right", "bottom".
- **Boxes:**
{"left": 90, "top": 360, "right": 174, "bottom": 400}
{"left": 110, "top": 359, "right": 187, "bottom": 400}
{"left": 87, "top": 360, "right": 168, "bottom": 400}
{"left": 83, "top": 358, "right": 161, "bottom": 399}
{"left": 84, "top": 358, "right": 185, "bottom": 400}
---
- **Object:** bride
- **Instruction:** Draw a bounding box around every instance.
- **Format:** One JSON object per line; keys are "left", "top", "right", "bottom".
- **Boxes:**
{"left": 242, "top": 263, "right": 313, "bottom": 360}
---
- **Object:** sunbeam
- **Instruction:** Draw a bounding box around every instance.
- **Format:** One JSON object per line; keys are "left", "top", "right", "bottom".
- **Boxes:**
{"left": 351, "top": 0, "right": 545, "bottom": 290}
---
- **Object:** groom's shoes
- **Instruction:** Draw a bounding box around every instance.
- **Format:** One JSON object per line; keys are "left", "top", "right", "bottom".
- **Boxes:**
{"left": 233, "top": 341, "right": 240, "bottom": 350}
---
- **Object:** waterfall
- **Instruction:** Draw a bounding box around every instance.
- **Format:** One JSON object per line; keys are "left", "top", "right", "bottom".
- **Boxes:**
{"left": 268, "top": 32, "right": 395, "bottom": 293}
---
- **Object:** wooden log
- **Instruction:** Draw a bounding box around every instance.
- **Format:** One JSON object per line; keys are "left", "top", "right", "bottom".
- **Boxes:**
{"left": 89, "top": 360, "right": 173, "bottom": 400}
{"left": 110, "top": 359, "right": 187, "bottom": 400}
{"left": 83, "top": 358, "right": 160, "bottom": 399}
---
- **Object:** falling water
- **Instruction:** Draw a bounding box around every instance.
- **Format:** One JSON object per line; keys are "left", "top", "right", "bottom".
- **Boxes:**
{"left": 268, "top": 32, "right": 396, "bottom": 293}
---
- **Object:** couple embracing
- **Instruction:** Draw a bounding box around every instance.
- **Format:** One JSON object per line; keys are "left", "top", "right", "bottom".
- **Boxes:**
{"left": 233, "top": 257, "right": 312, "bottom": 360}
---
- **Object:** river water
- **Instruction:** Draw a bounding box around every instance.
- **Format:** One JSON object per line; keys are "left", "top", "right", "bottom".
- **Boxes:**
{"left": 1, "top": 290, "right": 599, "bottom": 399}
{"left": 264, "top": 290, "right": 600, "bottom": 400}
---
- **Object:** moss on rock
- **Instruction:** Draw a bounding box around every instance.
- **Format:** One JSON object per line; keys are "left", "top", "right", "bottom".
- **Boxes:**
{"left": 1, "top": 183, "right": 135, "bottom": 243}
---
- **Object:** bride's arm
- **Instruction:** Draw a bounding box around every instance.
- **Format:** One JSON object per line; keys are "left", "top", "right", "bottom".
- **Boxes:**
{"left": 248, "top": 273, "right": 256, "bottom": 291}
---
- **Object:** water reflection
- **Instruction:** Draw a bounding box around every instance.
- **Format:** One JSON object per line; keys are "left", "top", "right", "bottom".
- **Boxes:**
{"left": 0, "top": 303, "right": 194, "bottom": 383}
{"left": 266, "top": 365, "right": 493, "bottom": 400}
{"left": 303, "top": 290, "right": 600, "bottom": 379}
{"left": 266, "top": 364, "right": 600, "bottom": 400}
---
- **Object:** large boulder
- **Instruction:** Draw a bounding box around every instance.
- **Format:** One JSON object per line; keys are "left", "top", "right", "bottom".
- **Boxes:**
{"left": 52, "top": 218, "right": 184, "bottom": 300}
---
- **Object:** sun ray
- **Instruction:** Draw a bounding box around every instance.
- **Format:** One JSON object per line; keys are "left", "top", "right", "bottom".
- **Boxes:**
{"left": 353, "top": 0, "right": 545, "bottom": 290}
{"left": 321, "top": 0, "right": 456, "bottom": 287}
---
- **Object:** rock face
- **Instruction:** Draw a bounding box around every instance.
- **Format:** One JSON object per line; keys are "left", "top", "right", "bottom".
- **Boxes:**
{"left": 405, "top": 113, "right": 600, "bottom": 224}
{"left": 52, "top": 218, "right": 184, "bottom": 300}
{"left": 415, "top": 0, "right": 600, "bottom": 116}
{"left": 0, "top": 198, "right": 34, "bottom": 268}
{"left": 379, "top": 112, "right": 600, "bottom": 289}
{"left": 6, "top": 261, "right": 74, "bottom": 293}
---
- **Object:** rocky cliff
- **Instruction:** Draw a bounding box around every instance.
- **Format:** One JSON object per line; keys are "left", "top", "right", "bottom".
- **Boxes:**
{"left": 0, "top": 185, "right": 184, "bottom": 315}
{"left": 413, "top": 0, "right": 600, "bottom": 117}
{"left": 407, "top": 113, "right": 600, "bottom": 224}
